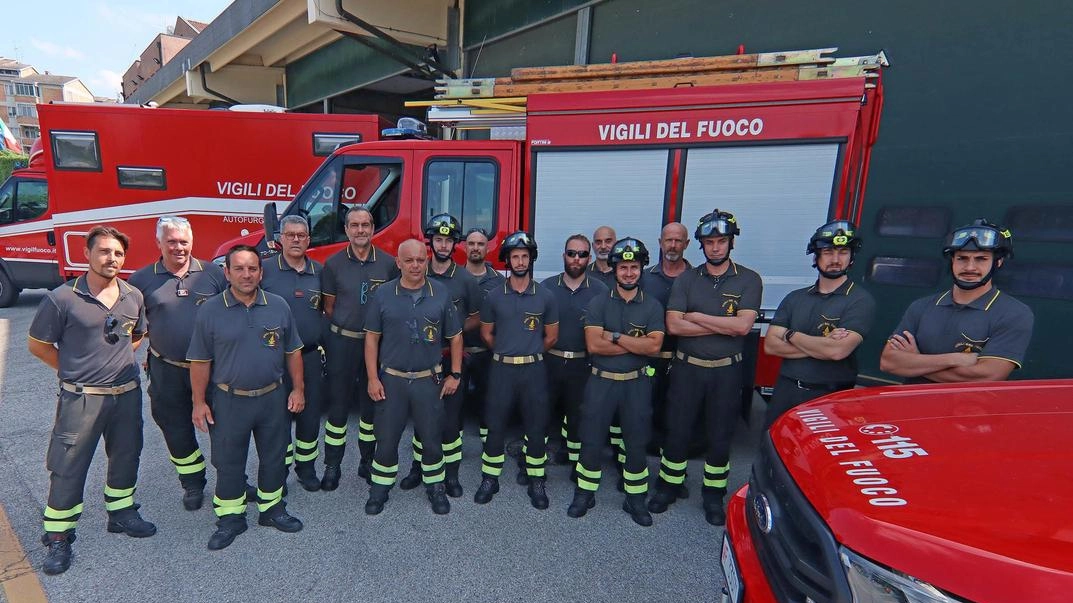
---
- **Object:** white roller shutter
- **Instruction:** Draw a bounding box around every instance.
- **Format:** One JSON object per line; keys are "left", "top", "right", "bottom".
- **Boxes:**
{"left": 531, "top": 150, "right": 669, "bottom": 279}
{"left": 680, "top": 144, "right": 840, "bottom": 312}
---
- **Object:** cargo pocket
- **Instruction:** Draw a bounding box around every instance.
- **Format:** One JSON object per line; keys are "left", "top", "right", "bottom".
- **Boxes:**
{"left": 46, "top": 431, "right": 80, "bottom": 474}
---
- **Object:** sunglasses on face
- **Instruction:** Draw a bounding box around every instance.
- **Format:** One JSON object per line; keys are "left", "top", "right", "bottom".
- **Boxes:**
{"left": 104, "top": 315, "right": 120, "bottom": 345}
{"left": 564, "top": 250, "right": 590, "bottom": 258}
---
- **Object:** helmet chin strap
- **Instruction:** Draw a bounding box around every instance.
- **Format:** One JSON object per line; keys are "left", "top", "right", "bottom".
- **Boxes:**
{"left": 812, "top": 250, "right": 853, "bottom": 280}
{"left": 432, "top": 249, "right": 453, "bottom": 263}
{"left": 952, "top": 256, "right": 997, "bottom": 291}
{"left": 617, "top": 279, "right": 639, "bottom": 291}
{"left": 705, "top": 238, "right": 734, "bottom": 266}
{"left": 510, "top": 266, "right": 531, "bottom": 278}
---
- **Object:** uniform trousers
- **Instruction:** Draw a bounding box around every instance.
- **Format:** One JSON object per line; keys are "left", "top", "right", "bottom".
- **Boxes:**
{"left": 43, "top": 386, "right": 143, "bottom": 534}
{"left": 576, "top": 373, "right": 653, "bottom": 494}
{"left": 481, "top": 361, "right": 548, "bottom": 479}
{"left": 209, "top": 387, "right": 288, "bottom": 525}
{"left": 546, "top": 355, "right": 590, "bottom": 463}
{"left": 285, "top": 347, "right": 325, "bottom": 473}
{"left": 371, "top": 373, "right": 445, "bottom": 486}
{"left": 658, "top": 360, "right": 743, "bottom": 497}
{"left": 147, "top": 355, "right": 206, "bottom": 489}
{"left": 323, "top": 330, "right": 375, "bottom": 467}
{"left": 464, "top": 350, "right": 491, "bottom": 441}
{"left": 409, "top": 370, "right": 464, "bottom": 469}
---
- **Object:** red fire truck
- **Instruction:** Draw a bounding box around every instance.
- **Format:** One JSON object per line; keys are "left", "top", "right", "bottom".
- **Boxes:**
{"left": 0, "top": 103, "right": 388, "bottom": 306}
{"left": 216, "top": 48, "right": 888, "bottom": 392}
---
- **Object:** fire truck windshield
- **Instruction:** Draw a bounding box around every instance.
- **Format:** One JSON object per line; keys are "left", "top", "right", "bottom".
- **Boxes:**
{"left": 290, "top": 158, "right": 403, "bottom": 246}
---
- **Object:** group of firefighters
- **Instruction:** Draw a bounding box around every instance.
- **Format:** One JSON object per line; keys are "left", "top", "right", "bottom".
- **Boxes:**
{"left": 26, "top": 204, "right": 1033, "bottom": 575}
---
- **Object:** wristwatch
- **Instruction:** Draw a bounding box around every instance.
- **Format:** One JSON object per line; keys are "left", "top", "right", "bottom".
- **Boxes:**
{"left": 783, "top": 329, "right": 796, "bottom": 343}
{"left": 449, "top": 371, "right": 462, "bottom": 379}
{"left": 612, "top": 332, "right": 622, "bottom": 344}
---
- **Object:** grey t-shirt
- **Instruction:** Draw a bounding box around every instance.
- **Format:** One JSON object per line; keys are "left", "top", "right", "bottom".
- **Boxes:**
{"left": 321, "top": 245, "right": 400, "bottom": 331}
{"left": 364, "top": 278, "right": 462, "bottom": 372}
{"left": 260, "top": 253, "right": 325, "bottom": 348}
{"left": 128, "top": 258, "right": 226, "bottom": 361}
{"left": 666, "top": 261, "right": 763, "bottom": 359}
{"left": 187, "top": 288, "right": 303, "bottom": 389}
{"left": 585, "top": 288, "right": 665, "bottom": 372}
{"left": 542, "top": 272, "right": 608, "bottom": 353}
{"left": 29, "top": 276, "right": 146, "bottom": 384}
{"left": 480, "top": 279, "right": 560, "bottom": 357}
{"left": 462, "top": 263, "right": 504, "bottom": 348}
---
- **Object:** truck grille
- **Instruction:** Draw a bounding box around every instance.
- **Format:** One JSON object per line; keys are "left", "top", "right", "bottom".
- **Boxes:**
{"left": 747, "top": 437, "right": 851, "bottom": 603}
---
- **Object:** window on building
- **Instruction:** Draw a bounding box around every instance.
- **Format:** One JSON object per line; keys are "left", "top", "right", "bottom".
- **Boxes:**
{"left": 874, "top": 206, "right": 951, "bottom": 238}
{"left": 1004, "top": 205, "right": 1073, "bottom": 243}
{"left": 16, "top": 104, "right": 36, "bottom": 118}
{"left": 21, "top": 126, "right": 39, "bottom": 139}
{"left": 6, "top": 107, "right": 16, "bottom": 118}
{"left": 14, "top": 83, "right": 38, "bottom": 97}
{"left": 867, "top": 255, "right": 944, "bottom": 288}
{"left": 423, "top": 160, "right": 498, "bottom": 236}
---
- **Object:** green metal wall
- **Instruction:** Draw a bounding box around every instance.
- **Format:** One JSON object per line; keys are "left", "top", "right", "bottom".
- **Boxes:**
{"left": 286, "top": 37, "right": 425, "bottom": 109}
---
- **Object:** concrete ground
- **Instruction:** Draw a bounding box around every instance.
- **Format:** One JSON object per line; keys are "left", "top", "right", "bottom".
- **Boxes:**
{"left": 0, "top": 289, "right": 766, "bottom": 603}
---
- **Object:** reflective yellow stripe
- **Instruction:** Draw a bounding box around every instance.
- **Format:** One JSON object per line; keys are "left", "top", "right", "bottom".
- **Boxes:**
{"left": 43, "top": 520, "right": 79, "bottom": 532}
{"left": 422, "top": 459, "right": 445, "bottom": 472}
{"left": 411, "top": 435, "right": 424, "bottom": 450}
{"left": 104, "top": 496, "right": 134, "bottom": 511}
{"left": 662, "top": 458, "right": 688, "bottom": 471}
{"left": 622, "top": 468, "right": 649, "bottom": 481}
{"left": 295, "top": 439, "right": 318, "bottom": 450}
{"left": 575, "top": 464, "right": 601, "bottom": 480}
{"left": 324, "top": 422, "right": 346, "bottom": 445}
{"left": 104, "top": 485, "right": 135, "bottom": 498}
{"left": 616, "top": 452, "right": 626, "bottom": 465}
{"left": 357, "top": 419, "right": 375, "bottom": 442}
{"left": 324, "top": 433, "right": 346, "bottom": 446}
{"left": 566, "top": 440, "right": 581, "bottom": 450}
{"left": 372, "top": 461, "right": 398, "bottom": 473}
{"left": 659, "top": 471, "right": 686, "bottom": 485}
{"left": 624, "top": 481, "right": 648, "bottom": 494}
{"left": 371, "top": 474, "right": 396, "bottom": 485}
{"left": 357, "top": 432, "right": 376, "bottom": 442}
{"left": 568, "top": 451, "right": 580, "bottom": 462}
{"left": 358, "top": 420, "right": 374, "bottom": 431}
{"left": 169, "top": 450, "right": 202, "bottom": 465}
{"left": 443, "top": 437, "right": 463, "bottom": 463}
{"left": 294, "top": 449, "right": 318, "bottom": 462}
{"left": 704, "top": 462, "right": 730, "bottom": 474}
{"left": 524, "top": 454, "right": 547, "bottom": 465}
{"left": 424, "top": 472, "right": 445, "bottom": 483}
{"left": 444, "top": 451, "right": 462, "bottom": 464}
{"left": 608, "top": 425, "right": 622, "bottom": 434}
{"left": 257, "top": 487, "right": 283, "bottom": 500}
{"left": 175, "top": 460, "right": 206, "bottom": 475}
{"left": 213, "top": 494, "right": 246, "bottom": 516}
{"left": 704, "top": 476, "right": 728, "bottom": 488}
{"left": 482, "top": 453, "right": 504, "bottom": 464}
{"left": 324, "top": 422, "right": 347, "bottom": 435}
{"left": 256, "top": 489, "right": 283, "bottom": 513}
{"left": 577, "top": 478, "right": 599, "bottom": 491}
{"left": 44, "top": 504, "right": 83, "bottom": 519}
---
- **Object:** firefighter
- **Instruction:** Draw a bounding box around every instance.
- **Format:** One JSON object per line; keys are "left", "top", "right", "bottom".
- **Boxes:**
{"left": 189, "top": 245, "right": 306, "bottom": 551}
{"left": 260, "top": 216, "right": 327, "bottom": 491}
{"left": 363, "top": 239, "right": 463, "bottom": 515}
{"left": 398, "top": 214, "right": 479, "bottom": 497}
{"left": 542, "top": 234, "right": 608, "bottom": 469}
{"left": 764, "top": 221, "right": 876, "bottom": 427}
{"left": 639, "top": 222, "right": 691, "bottom": 452}
{"left": 588, "top": 225, "right": 618, "bottom": 288}
{"left": 474, "top": 231, "right": 559, "bottom": 508}
{"left": 568, "top": 238, "right": 665, "bottom": 526}
{"left": 462, "top": 227, "right": 504, "bottom": 443}
{"left": 651, "top": 209, "right": 762, "bottom": 526}
{"left": 28, "top": 226, "right": 156, "bottom": 575}
{"left": 320, "top": 205, "right": 400, "bottom": 490}
{"left": 880, "top": 219, "right": 1033, "bottom": 382}
{"left": 129, "top": 216, "right": 226, "bottom": 511}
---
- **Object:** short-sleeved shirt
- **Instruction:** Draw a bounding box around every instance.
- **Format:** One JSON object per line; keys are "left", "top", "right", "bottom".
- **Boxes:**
{"left": 771, "top": 279, "right": 876, "bottom": 383}
{"left": 260, "top": 253, "right": 325, "bottom": 348}
{"left": 321, "top": 245, "right": 400, "bottom": 331}
{"left": 480, "top": 279, "right": 560, "bottom": 357}
{"left": 29, "top": 276, "right": 146, "bottom": 385}
{"left": 187, "top": 288, "right": 303, "bottom": 389}
{"left": 585, "top": 288, "right": 665, "bottom": 372}
{"left": 365, "top": 278, "right": 463, "bottom": 371}
{"left": 128, "top": 258, "right": 227, "bottom": 362}
{"left": 542, "top": 272, "right": 608, "bottom": 352}
{"left": 587, "top": 262, "right": 616, "bottom": 289}
{"left": 667, "top": 261, "right": 763, "bottom": 359}
{"left": 641, "top": 260, "right": 691, "bottom": 352}
{"left": 892, "top": 288, "right": 1034, "bottom": 381}
{"left": 428, "top": 262, "right": 480, "bottom": 320}
{"left": 463, "top": 263, "right": 505, "bottom": 348}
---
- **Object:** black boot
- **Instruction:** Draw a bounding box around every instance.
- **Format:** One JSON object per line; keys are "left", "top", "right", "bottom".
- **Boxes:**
{"left": 647, "top": 479, "right": 681, "bottom": 514}
{"left": 399, "top": 461, "right": 422, "bottom": 490}
{"left": 426, "top": 483, "right": 450, "bottom": 515}
{"left": 41, "top": 532, "right": 75, "bottom": 575}
{"left": 294, "top": 463, "right": 321, "bottom": 492}
{"left": 357, "top": 458, "right": 373, "bottom": 485}
{"left": 106, "top": 505, "right": 157, "bottom": 538}
{"left": 566, "top": 489, "right": 595, "bottom": 518}
{"left": 182, "top": 485, "right": 204, "bottom": 511}
{"left": 516, "top": 457, "right": 530, "bottom": 486}
{"left": 365, "top": 484, "right": 390, "bottom": 515}
{"left": 702, "top": 489, "right": 726, "bottom": 526}
{"left": 258, "top": 508, "right": 304, "bottom": 532}
{"left": 444, "top": 462, "right": 463, "bottom": 498}
{"left": 320, "top": 465, "right": 341, "bottom": 491}
{"left": 623, "top": 494, "right": 653, "bottom": 527}
{"left": 473, "top": 476, "right": 499, "bottom": 504}
{"left": 527, "top": 477, "right": 549, "bottom": 510}
{"left": 208, "top": 517, "right": 247, "bottom": 551}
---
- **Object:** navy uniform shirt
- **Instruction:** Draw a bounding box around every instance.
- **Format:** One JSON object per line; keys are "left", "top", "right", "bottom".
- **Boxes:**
{"left": 480, "top": 279, "right": 560, "bottom": 357}
{"left": 428, "top": 262, "right": 480, "bottom": 325}
{"left": 261, "top": 253, "right": 325, "bottom": 348}
{"left": 187, "top": 288, "right": 303, "bottom": 389}
{"left": 587, "top": 262, "right": 616, "bottom": 289}
{"left": 463, "top": 263, "right": 504, "bottom": 349}
{"left": 541, "top": 272, "right": 608, "bottom": 353}
{"left": 771, "top": 279, "right": 876, "bottom": 383}
{"left": 641, "top": 260, "right": 690, "bottom": 352}
{"left": 29, "top": 276, "right": 146, "bottom": 384}
{"left": 667, "top": 261, "right": 763, "bottom": 359}
{"left": 321, "top": 245, "right": 400, "bottom": 331}
{"left": 365, "top": 278, "right": 463, "bottom": 372}
{"left": 585, "top": 288, "right": 665, "bottom": 373}
{"left": 128, "top": 258, "right": 227, "bottom": 362}
{"left": 893, "top": 288, "right": 1033, "bottom": 381}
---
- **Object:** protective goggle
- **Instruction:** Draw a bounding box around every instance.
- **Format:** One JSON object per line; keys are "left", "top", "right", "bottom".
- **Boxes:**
{"left": 696, "top": 217, "right": 736, "bottom": 238}
{"left": 818, "top": 221, "right": 856, "bottom": 246}
{"left": 948, "top": 226, "right": 1007, "bottom": 250}
{"left": 613, "top": 240, "right": 643, "bottom": 261}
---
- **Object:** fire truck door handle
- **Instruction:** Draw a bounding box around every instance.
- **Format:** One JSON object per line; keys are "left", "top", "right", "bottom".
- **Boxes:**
{"left": 47, "top": 232, "right": 55, "bottom": 246}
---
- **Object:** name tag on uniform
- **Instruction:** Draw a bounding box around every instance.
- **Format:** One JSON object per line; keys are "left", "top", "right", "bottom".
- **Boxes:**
{"left": 294, "top": 289, "right": 305, "bottom": 298}
{"left": 176, "top": 288, "right": 190, "bottom": 297}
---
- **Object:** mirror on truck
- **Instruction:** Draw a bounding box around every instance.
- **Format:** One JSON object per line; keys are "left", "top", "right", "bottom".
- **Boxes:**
{"left": 263, "top": 202, "right": 280, "bottom": 250}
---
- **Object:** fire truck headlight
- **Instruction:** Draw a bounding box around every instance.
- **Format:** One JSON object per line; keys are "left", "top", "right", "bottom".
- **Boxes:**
{"left": 840, "top": 547, "right": 967, "bottom": 603}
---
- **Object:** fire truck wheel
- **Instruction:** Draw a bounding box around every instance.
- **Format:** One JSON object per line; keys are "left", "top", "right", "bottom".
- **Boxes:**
{"left": 0, "top": 270, "right": 18, "bottom": 308}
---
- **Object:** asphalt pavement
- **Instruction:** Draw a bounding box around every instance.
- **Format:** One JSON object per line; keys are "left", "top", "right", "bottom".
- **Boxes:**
{"left": 0, "top": 289, "right": 766, "bottom": 603}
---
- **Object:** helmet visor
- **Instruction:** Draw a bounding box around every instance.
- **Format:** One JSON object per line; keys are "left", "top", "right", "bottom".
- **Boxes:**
{"left": 949, "top": 226, "right": 1000, "bottom": 250}
{"left": 697, "top": 218, "right": 735, "bottom": 238}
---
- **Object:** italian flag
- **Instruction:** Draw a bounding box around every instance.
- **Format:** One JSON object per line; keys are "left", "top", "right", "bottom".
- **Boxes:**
{"left": 0, "top": 120, "right": 21, "bottom": 152}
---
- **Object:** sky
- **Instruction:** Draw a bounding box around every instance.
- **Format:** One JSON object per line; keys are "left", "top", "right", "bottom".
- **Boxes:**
{"left": 5, "top": 1, "right": 234, "bottom": 99}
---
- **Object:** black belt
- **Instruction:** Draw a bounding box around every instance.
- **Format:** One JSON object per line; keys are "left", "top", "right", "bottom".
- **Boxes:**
{"left": 149, "top": 347, "right": 191, "bottom": 369}
{"left": 301, "top": 344, "right": 322, "bottom": 354}
{"left": 787, "top": 377, "right": 856, "bottom": 392}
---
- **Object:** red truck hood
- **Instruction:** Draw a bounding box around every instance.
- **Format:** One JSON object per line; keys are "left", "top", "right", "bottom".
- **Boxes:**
{"left": 770, "top": 380, "right": 1073, "bottom": 601}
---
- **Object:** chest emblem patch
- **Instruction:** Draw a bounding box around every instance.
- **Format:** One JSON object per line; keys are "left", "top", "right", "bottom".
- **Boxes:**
{"left": 523, "top": 312, "right": 542, "bottom": 331}
{"left": 262, "top": 327, "right": 281, "bottom": 348}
